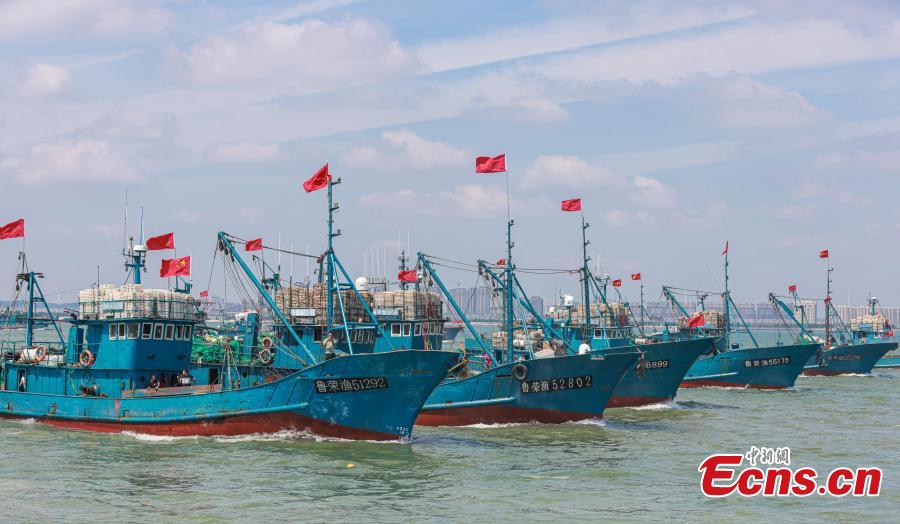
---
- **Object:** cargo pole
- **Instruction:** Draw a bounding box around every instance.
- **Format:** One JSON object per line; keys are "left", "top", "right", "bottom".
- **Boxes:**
{"left": 581, "top": 214, "right": 591, "bottom": 330}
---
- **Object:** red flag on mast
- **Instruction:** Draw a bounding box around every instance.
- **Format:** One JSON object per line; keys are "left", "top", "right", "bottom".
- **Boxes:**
{"left": 612, "top": 279, "right": 622, "bottom": 287}
{"left": 495, "top": 258, "right": 506, "bottom": 266}
{"left": 631, "top": 273, "right": 641, "bottom": 281}
{"left": 160, "top": 256, "right": 191, "bottom": 277}
{"left": 398, "top": 269, "right": 418, "bottom": 282}
{"left": 199, "top": 290, "right": 209, "bottom": 298}
{"left": 303, "top": 163, "right": 331, "bottom": 192}
{"left": 722, "top": 241, "right": 729, "bottom": 256}
{"left": 245, "top": 238, "right": 263, "bottom": 251}
{"left": 819, "top": 249, "right": 829, "bottom": 258}
{"left": 687, "top": 313, "right": 705, "bottom": 328}
{"left": 788, "top": 284, "right": 797, "bottom": 293}
{"left": 0, "top": 219, "right": 24, "bottom": 240}
{"left": 146, "top": 233, "right": 175, "bottom": 250}
{"left": 561, "top": 198, "right": 582, "bottom": 212}
{"left": 475, "top": 154, "right": 507, "bottom": 173}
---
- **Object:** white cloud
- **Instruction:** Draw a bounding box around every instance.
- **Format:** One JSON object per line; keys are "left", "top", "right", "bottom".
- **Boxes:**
{"left": 416, "top": 4, "right": 754, "bottom": 72}
{"left": 632, "top": 175, "right": 675, "bottom": 209}
{"left": 528, "top": 18, "right": 900, "bottom": 86}
{"left": 522, "top": 155, "right": 622, "bottom": 189}
{"left": 205, "top": 141, "right": 282, "bottom": 164}
{"left": 443, "top": 185, "right": 510, "bottom": 217}
{"left": 179, "top": 18, "right": 419, "bottom": 88}
{"left": 19, "top": 64, "right": 71, "bottom": 96}
{"left": 0, "top": 0, "right": 172, "bottom": 39}
{"left": 5, "top": 139, "right": 140, "bottom": 185}
{"left": 697, "top": 76, "right": 831, "bottom": 128}
{"left": 342, "top": 129, "right": 467, "bottom": 171}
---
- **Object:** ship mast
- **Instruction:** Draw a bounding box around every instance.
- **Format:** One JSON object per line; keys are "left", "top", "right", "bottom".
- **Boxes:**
{"left": 505, "top": 218, "right": 515, "bottom": 363}
{"left": 581, "top": 215, "right": 591, "bottom": 329}
{"left": 326, "top": 175, "right": 341, "bottom": 337}
{"left": 723, "top": 243, "right": 730, "bottom": 351}
{"left": 398, "top": 249, "right": 409, "bottom": 291}
{"left": 825, "top": 252, "right": 832, "bottom": 349}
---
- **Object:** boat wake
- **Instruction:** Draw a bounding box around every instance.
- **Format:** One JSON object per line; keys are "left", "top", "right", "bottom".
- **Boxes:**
{"left": 628, "top": 400, "right": 683, "bottom": 411}
{"left": 120, "top": 429, "right": 406, "bottom": 444}
{"left": 571, "top": 417, "right": 606, "bottom": 426}
{"left": 120, "top": 431, "right": 199, "bottom": 443}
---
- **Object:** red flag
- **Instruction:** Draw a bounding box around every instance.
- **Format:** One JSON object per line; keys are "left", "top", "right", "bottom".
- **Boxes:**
{"left": 722, "top": 241, "right": 729, "bottom": 256}
{"left": 303, "top": 163, "right": 331, "bottom": 193}
{"left": 496, "top": 258, "right": 506, "bottom": 266}
{"left": 561, "top": 198, "right": 582, "bottom": 212}
{"left": 160, "top": 255, "right": 191, "bottom": 278}
{"left": 687, "top": 313, "right": 705, "bottom": 328}
{"left": 788, "top": 284, "right": 797, "bottom": 293}
{"left": 475, "top": 154, "right": 506, "bottom": 173}
{"left": 612, "top": 279, "right": 622, "bottom": 287}
{"left": 199, "top": 290, "right": 209, "bottom": 298}
{"left": 0, "top": 218, "right": 24, "bottom": 240}
{"left": 824, "top": 296, "right": 832, "bottom": 304}
{"left": 631, "top": 273, "right": 641, "bottom": 281}
{"left": 398, "top": 269, "right": 418, "bottom": 283}
{"left": 245, "top": 238, "right": 263, "bottom": 251}
{"left": 145, "top": 232, "right": 175, "bottom": 250}
{"left": 819, "top": 249, "right": 829, "bottom": 258}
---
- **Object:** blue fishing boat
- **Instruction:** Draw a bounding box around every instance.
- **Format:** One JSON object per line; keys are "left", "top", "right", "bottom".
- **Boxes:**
{"left": 665, "top": 246, "right": 818, "bottom": 389}
{"left": 0, "top": 179, "right": 457, "bottom": 440}
{"left": 413, "top": 219, "right": 639, "bottom": 426}
{"left": 542, "top": 215, "right": 715, "bottom": 407}
{"left": 776, "top": 284, "right": 897, "bottom": 376}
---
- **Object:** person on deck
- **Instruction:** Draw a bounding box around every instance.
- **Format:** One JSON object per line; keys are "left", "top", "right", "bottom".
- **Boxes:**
{"left": 148, "top": 374, "right": 160, "bottom": 391}
{"left": 323, "top": 333, "right": 336, "bottom": 360}
{"left": 177, "top": 370, "right": 195, "bottom": 387}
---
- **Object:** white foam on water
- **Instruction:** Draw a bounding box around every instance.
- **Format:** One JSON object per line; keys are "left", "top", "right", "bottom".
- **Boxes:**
{"left": 213, "top": 429, "right": 406, "bottom": 444}
{"left": 120, "top": 431, "right": 197, "bottom": 443}
{"left": 572, "top": 417, "right": 606, "bottom": 426}
{"left": 629, "top": 400, "right": 681, "bottom": 410}
{"left": 16, "top": 418, "right": 37, "bottom": 425}
{"left": 457, "top": 422, "right": 537, "bottom": 429}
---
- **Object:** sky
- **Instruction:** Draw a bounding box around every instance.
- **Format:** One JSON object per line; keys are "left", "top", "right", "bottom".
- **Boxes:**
{"left": 1, "top": 0, "right": 900, "bottom": 307}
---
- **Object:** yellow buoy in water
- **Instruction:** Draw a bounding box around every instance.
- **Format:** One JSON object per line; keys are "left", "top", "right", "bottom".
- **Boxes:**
{"left": 346, "top": 463, "right": 355, "bottom": 468}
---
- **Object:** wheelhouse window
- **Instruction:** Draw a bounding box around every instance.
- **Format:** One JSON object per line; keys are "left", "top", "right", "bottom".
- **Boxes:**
{"left": 313, "top": 327, "right": 322, "bottom": 342}
{"left": 127, "top": 323, "right": 139, "bottom": 339}
{"left": 142, "top": 323, "right": 153, "bottom": 339}
{"left": 402, "top": 323, "right": 411, "bottom": 336}
{"left": 183, "top": 326, "right": 192, "bottom": 340}
{"left": 414, "top": 323, "right": 422, "bottom": 336}
{"left": 594, "top": 329, "right": 603, "bottom": 339}
{"left": 391, "top": 323, "right": 401, "bottom": 337}
{"left": 109, "top": 324, "right": 118, "bottom": 340}
{"left": 165, "top": 325, "right": 174, "bottom": 340}
{"left": 118, "top": 323, "right": 126, "bottom": 339}
{"left": 153, "top": 324, "right": 164, "bottom": 339}
{"left": 175, "top": 325, "right": 184, "bottom": 340}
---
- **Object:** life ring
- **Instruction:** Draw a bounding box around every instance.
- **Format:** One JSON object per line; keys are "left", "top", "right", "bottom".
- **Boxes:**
{"left": 260, "top": 336, "right": 273, "bottom": 348}
{"left": 512, "top": 363, "right": 529, "bottom": 381}
{"left": 258, "top": 347, "right": 274, "bottom": 365}
{"left": 34, "top": 346, "right": 48, "bottom": 363}
{"left": 79, "top": 349, "right": 95, "bottom": 367}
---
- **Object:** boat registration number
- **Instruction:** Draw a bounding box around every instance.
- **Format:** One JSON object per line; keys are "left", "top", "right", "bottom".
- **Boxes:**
{"left": 644, "top": 359, "right": 669, "bottom": 369}
{"left": 744, "top": 357, "right": 791, "bottom": 368}
{"left": 520, "top": 375, "right": 592, "bottom": 394}
{"left": 828, "top": 354, "right": 861, "bottom": 361}
{"left": 314, "top": 377, "right": 388, "bottom": 394}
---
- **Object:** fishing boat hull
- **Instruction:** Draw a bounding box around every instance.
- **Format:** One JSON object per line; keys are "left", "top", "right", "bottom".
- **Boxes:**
{"left": 415, "top": 351, "right": 638, "bottom": 426}
{"left": 802, "top": 341, "right": 897, "bottom": 376}
{"left": 0, "top": 350, "right": 457, "bottom": 440}
{"left": 602, "top": 337, "right": 715, "bottom": 408}
{"left": 681, "top": 343, "right": 818, "bottom": 389}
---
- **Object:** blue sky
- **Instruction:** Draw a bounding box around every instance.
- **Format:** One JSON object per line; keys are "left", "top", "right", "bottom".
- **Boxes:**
{"left": 2, "top": 0, "right": 900, "bottom": 306}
